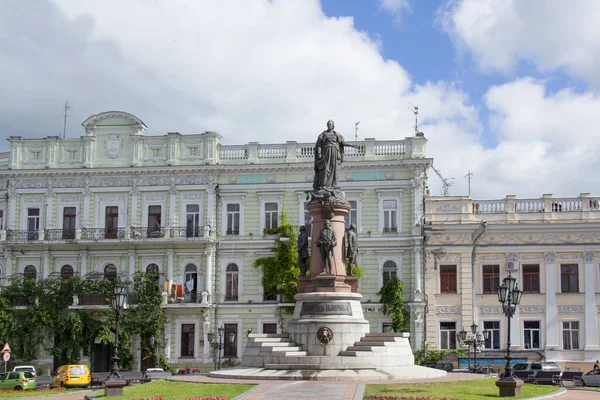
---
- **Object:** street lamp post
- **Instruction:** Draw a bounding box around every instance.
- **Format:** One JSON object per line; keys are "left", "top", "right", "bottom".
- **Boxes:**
{"left": 107, "top": 284, "right": 128, "bottom": 380}
{"left": 459, "top": 324, "right": 490, "bottom": 372}
{"left": 207, "top": 326, "right": 235, "bottom": 370}
{"left": 149, "top": 335, "right": 160, "bottom": 369}
{"left": 495, "top": 271, "right": 524, "bottom": 397}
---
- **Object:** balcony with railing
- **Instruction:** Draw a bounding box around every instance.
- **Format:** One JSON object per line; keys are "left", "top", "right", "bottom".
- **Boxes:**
{"left": 3, "top": 226, "right": 208, "bottom": 243}
{"left": 218, "top": 136, "right": 425, "bottom": 164}
{"left": 426, "top": 193, "right": 600, "bottom": 223}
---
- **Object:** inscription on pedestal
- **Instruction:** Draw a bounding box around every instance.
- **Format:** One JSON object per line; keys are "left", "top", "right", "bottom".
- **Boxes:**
{"left": 301, "top": 301, "right": 352, "bottom": 316}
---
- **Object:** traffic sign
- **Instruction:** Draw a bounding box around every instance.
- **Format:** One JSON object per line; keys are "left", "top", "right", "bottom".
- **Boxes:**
{"left": 1, "top": 343, "right": 9, "bottom": 353}
{"left": 2, "top": 353, "right": 9, "bottom": 362}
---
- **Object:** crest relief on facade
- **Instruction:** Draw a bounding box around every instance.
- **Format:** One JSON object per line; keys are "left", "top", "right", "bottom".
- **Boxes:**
{"left": 105, "top": 134, "right": 123, "bottom": 159}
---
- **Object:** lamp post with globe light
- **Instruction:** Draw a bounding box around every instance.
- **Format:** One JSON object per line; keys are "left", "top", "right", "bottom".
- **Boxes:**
{"left": 459, "top": 324, "right": 489, "bottom": 372}
{"left": 104, "top": 283, "right": 128, "bottom": 397}
{"left": 495, "top": 271, "right": 524, "bottom": 397}
{"left": 207, "top": 326, "right": 235, "bottom": 370}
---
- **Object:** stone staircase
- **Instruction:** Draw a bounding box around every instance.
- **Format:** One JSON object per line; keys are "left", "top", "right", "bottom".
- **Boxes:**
{"left": 242, "top": 332, "right": 414, "bottom": 370}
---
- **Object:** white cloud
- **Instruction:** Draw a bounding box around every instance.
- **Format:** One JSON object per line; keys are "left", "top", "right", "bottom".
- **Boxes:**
{"left": 379, "top": 0, "right": 412, "bottom": 21}
{"left": 1, "top": 0, "right": 598, "bottom": 201}
{"left": 438, "top": 0, "right": 600, "bottom": 87}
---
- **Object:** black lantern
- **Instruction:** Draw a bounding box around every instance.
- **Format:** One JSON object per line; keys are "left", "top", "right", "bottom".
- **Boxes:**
{"left": 495, "top": 271, "right": 524, "bottom": 397}
{"left": 107, "top": 283, "right": 128, "bottom": 380}
{"left": 207, "top": 325, "right": 236, "bottom": 370}
{"left": 459, "top": 323, "right": 488, "bottom": 371}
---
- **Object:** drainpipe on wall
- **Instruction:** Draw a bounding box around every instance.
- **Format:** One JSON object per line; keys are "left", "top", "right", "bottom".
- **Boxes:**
{"left": 213, "top": 185, "right": 220, "bottom": 329}
{"left": 471, "top": 221, "right": 487, "bottom": 327}
{"left": 421, "top": 185, "right": 428, "bottom": 351}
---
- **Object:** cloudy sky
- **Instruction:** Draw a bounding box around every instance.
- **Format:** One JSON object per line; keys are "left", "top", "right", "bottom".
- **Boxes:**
{"left": 1, "top": 0, "right": 599, "bottom": 199}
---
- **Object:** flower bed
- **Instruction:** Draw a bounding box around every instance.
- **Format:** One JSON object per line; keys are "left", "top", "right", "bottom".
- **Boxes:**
{"left": 369, "top": 396, "right": 458, "bottom": 400}
{"left": 131, "top": 397, "right": 227, "bottom": 400}
{"left": 0, "top": 387, "right": 65, "bottom": 394}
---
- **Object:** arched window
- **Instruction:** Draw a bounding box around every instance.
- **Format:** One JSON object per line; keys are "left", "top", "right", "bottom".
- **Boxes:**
{"left": 61, "top": 265, "right": 74, "bottom": 280}
{"left": 225, "top": 263, "right": 239, "bottom": 301}
{"left": 146, "top": 263, "right": 160, "bottom": 276}
{"left": 104, "top": 264, "right": 117, "bottom": 280}
{"left": 24, "top": 265, "right": 37, "bottom": 281}
{"left": 184, "top": 264, "right": 198, "bottom": 302}
{"left": 382, "top": 260, "right": 397, "bottom": 285}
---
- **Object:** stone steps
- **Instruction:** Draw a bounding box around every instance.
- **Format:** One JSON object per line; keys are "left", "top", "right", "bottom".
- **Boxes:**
{"left": 265, "top": 363, "right": 378, "bottom": 370}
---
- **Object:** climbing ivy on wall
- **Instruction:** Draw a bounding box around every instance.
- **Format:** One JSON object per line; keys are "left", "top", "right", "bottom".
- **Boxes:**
{"left": 254, "top": 209, "right": 300, "bottom": 303}
{"left": 0, "top": 272, "right": 164, "bottom": 370}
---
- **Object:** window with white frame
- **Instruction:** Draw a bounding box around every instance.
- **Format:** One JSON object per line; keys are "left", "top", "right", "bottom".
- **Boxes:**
{"left": 180, "top": 324, "right": 195, "bottom": 357}
{"left": 186, "top": 204, "right": 201, "bottom": 238}
{"left": 440, "top": 322, "right": 457, "bottom": 349}
{"left": 264, "top": 202, "right": 279, "bottom": 230}
{"left": 27, "top": 208, "right": 40, "bottom": 240}
{"left": 148, "top": 205, "right": 162, "bottom": 236}
{"left": 226, "top": 204, "right": 241, "bottom": 235}
{"left": 382, "top": 260, "right": 397, "bottom": 285}
{"left": 562, "top": 321, "right": 580, "bottom": 350}
{"left": 382, "top": 200, "right": 398, "bottom": 233}
{"left": 225, "top": 263, "right": 239, "bottom": 301}
{"left": 62, "top": 207, "right": 76, "bottom": 239}
{"left": 345, "top": 200, "right": 358, "bottom": 230}
{"left": 524, "top": 321, "right": 541, "bottom": 349}
{"left": 184, "top": 264, "right": 198, "bottom": 301}
{"left": 439, "top": 264, "right": 457, "bottom": 293}
{"left": 483, "top": 321, "right": 501, "bottom": 349}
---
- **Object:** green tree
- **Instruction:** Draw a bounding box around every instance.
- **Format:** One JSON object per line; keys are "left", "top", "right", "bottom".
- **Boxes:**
{"left": 377, "top": 277, "right": 410, "bottom": 332}
{"left": 254, "top": 209, "right": 300, "bottom": 303}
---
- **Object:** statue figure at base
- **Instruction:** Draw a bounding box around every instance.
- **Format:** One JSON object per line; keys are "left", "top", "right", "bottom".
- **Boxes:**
{"left": 316, "top": 220, "right": 337, "bottom": 275}
{"left": 344, "top": 223, "right": 358, "bottom": 276}
{"left": 297, "top": 226, "right": 310, "bottom": 277}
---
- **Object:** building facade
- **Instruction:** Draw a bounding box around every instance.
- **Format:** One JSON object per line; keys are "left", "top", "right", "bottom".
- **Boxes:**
{"left": 0, "top": 111, "right": 430, "bottom": 373}
{"left": 424, "top": 194, "right": 600, "bottom": 372}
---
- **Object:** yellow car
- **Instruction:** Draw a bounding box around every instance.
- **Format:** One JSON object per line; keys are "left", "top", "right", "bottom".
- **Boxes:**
{"left": 51, "top": 364, "right": 91, "bottom": 388}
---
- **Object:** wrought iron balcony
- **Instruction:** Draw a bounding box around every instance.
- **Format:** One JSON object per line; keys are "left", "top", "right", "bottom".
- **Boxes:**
{"left": 81, "top": 227, "right": 127, "bottom": 240}
{"left": 130, "top": 226, "right": 166, "bottom": 239}
{"left": 6, "top": 230, "right": 40, "bottom": 242}
{"left": 44, "top": 229, "right": 76, "bottom": 240}
{"left": 169, "top": 226, "right": 206, "bottom": 239}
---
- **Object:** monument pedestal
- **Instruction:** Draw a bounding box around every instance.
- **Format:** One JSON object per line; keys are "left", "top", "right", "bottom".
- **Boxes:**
{"left": 288, "top": 292, "right": 369, "bottom": 357}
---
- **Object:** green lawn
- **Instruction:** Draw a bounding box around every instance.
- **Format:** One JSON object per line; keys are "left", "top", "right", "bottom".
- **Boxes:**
{"left": 0, "top": 389, "right": 86, "bottom": 398}
{"left": 364, "top": 378, "right": 560, "bottom": 400}
{"left": 95, "top": 379, "right": 255, "bottom": 400}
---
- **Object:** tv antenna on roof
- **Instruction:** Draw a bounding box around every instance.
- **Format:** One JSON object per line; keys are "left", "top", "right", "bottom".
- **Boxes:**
{"left": 354, "top": 121, "right": 360, "bottom": 141}
{"left": 464, "top": 171, "right": 473, "bottom": 196}
{"left": 62, "top": 101, "right": 70, "bottom": 139}
{"left": 431, "top": 165, "right": 454, "bottom": 196}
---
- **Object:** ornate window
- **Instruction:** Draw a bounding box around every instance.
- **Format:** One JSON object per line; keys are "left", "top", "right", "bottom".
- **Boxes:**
{"left": 344, "top": 200, "right": 358, "bottom": 230}
{"left": 483, "top": 321, "right": 501, "bottom": 349}
{"left": 104, "top": 264, "right": 117, "bottom": 280}
{"left": 184, "top": 264, "right": 198, "bottom": 301}
{"left": 225, "top": 264, "right": 239, "bottom": 301}
{"left": 27, "top": 208, "right": 40, "bottom": 240}
{"left": 186, "top": 204, "right": 201, "bottom": 238}
{"left": 61, "top": 265, "right": 74, "bottom": 280}
{"left": 439, "top": 265, "right": 457, "bottom": 293}
{"left": 63, "top": 207, "right": 76, "bottom": 240}
{"left": 382, "top": 260, "right": 397, "bottom": 285}
{"left": 523, "top": 320, "right": 541, "bottom": 349}
{"left": 522, "top": 264, "right": 540, "bottom": 293}
{"left": 226, "top": 204, "right": 241, "bottom": 235}
{"left": 560, "top": 264, "right": 579, "bottom": 293}
{"left": 105, "top": 206, "right": 119, "bottom": 239}
{"left": 382, "top": 200, "right": 398, "bottom": 233}
{"left": 482, "top": 264, "right": 500, "bottom": 294}
{"left": 264, "top": 203, "right": 279, "bottom": 230}
{"left": 440, "top": 321, "right": 457, "bottom": 350}
{"left": 562, "top": 321, "right": 580, "bottom": 350}
{"left": 24, "top": 265, "right": 37, "bottom": 281}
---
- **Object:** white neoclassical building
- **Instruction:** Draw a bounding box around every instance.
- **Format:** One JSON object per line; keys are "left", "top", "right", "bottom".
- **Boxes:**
{"left": 0, "top": 111, "right": 430, "bottom": 373}
{"left": 424, "top": 194, "right": 600, "bottom": 372}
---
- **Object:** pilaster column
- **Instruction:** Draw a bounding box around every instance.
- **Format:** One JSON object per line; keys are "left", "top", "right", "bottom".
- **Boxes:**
{"left": 169, "top": 173, "right": 177, "bottom": 234}
{"left": 42, "top": 251, "right": 50, "bottom": 279}
{"left": 129, "top": 250, "right": 136, "bottom": 278}
{"left": 80, "top": 250, "right": 88, "bottom": 278}
{"left": 130, "top": 175, "right": 139, "bottom": 228}
{"left": 205, "top": 173, "right": 217, "bottom": 236}
{"left": 544, "top": 252, "right": 558, "bottom": 347}
{"left": 7, "top": 181, "right": 16, "bottom": 230}
{"left": 202, "top": 312, "right": 211, "bottom": 360}
{"left": 83, "top": 176, "right": 91, "bottom": 228}
{"left": 167, "top": 248, "right": 174, "bottom": 291}
{"left": 205, "top": 249, "right": 213, "bottom": 298}
{"left": 45, "top": 178, "right": 55, "bottom": 231}
{"left": 414, "top": 246, "right": 422, "bottom": 299}
{"left": 4, "top": 251, "right": 12, "bottom": 282}
{"left": 584, "top": 251, "right": 599, "bottom": 351}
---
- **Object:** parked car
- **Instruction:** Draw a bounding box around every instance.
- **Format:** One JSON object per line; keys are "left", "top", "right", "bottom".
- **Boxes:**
{"left": 177, "top": 367, "right": 201, "bottom": 375}
{"left": 512, "top": 362, "right": 562, "bottom": 381}
{"left": 423, "top": 362, "right": 454, "bottom": 372}
{"left": 0, "top": 371, "right": 37, "bottom": 391}
{"left": 577, "top": 369, "right": 600, "bottom": 387}
{"left": 12, "top": 365, "right": 36, "bottom": 378}
{"left": 51, "top": 364, "right": 91, "bottom": 388}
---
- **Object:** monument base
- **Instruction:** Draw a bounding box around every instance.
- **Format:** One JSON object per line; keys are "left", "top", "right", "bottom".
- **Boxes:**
{"left": 288, "top": 292, "right": 368, "bottom": 357}
{"left": 495, "top": 378, "right": 524, "bottom": 397}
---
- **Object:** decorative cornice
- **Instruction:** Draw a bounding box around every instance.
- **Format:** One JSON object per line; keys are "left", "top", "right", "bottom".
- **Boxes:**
{"left": 557, "top": 305, "right": 583, "bottom": 314}
{"left": 436, "top": 306, "right": 460, "bottom": 315}
{"left": 480, "top": 306, "right": 502, "bottom": 314}
{"left": 584, "top": 251, "right": 595, "bottom": 263}
{"left": 545, "top": 252, "right": 556, "bottom": 264}
{"left": 520, "top": 305, "right": 545, "bottom": 314}
{"left": 507, "top": 252, "right": 518, "bottom": 262}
